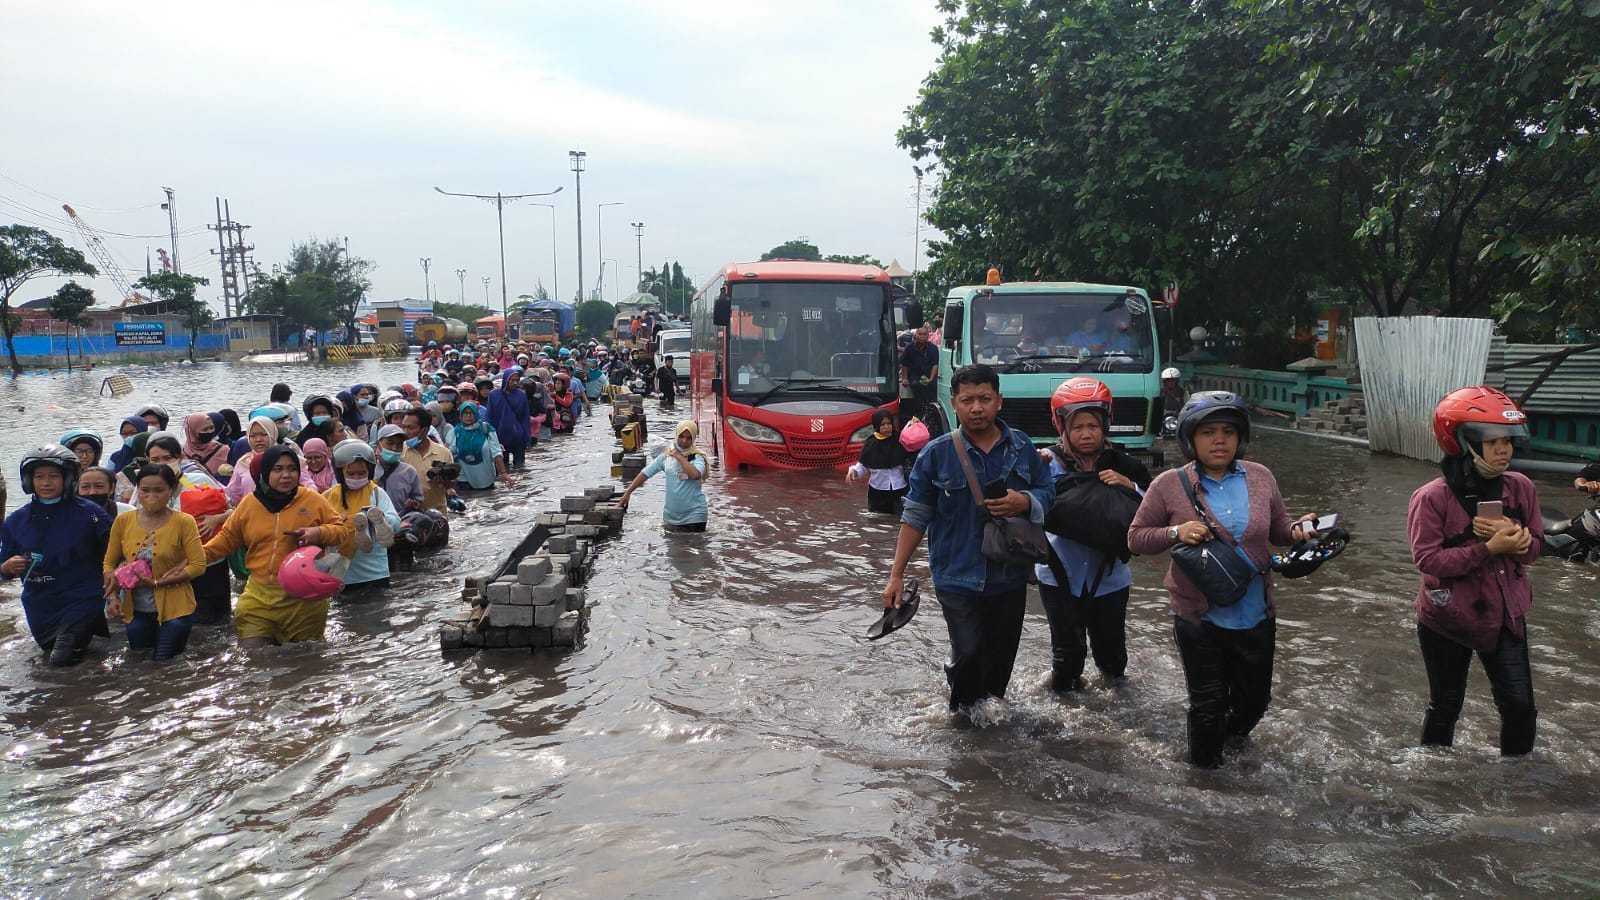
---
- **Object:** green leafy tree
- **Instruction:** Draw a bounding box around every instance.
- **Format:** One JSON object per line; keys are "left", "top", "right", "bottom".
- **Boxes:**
{"left": 47, "top": 281, "right": 95, "bottom": 368}
{"left": 0, "top": 224, "right": 96, "bottom": 373}
{"left": 577, "top": 299, "right": 616, "bottom": 339}
{"left": 433, "top": 300, "right": 493, "bottom": 324}
{"left": 243, "top": 239, "right": 373, "bottom": 344}
{"left": 823, "top": 253, "right": 884, "bottom": 267}
{"left": 760, "top": 239, "right": 821, "bottom": 261}
{"left": 134, "top": 271, "right": 212, "bottom": 362}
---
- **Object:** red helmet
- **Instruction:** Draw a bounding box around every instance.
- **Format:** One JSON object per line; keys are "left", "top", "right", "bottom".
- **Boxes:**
{"left": 1050, "top": 377, "right": 1113, "bottom": 433}
{"left": 1432, "top": 386, "right": 1529, "bottom": 456}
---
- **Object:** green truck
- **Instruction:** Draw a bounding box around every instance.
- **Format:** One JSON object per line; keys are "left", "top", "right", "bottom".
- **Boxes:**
{"left": 928, "top": 279, "right": 1168, "bottom": 456}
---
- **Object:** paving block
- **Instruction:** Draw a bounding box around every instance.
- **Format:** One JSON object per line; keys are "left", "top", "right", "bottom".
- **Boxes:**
{"left": 531, "top": 576, "right": 567, "bottom": 605}
{"left": 485, "top": 581, "right": 514, "bottom": 604}
{"left": 566, "top": 513, "right": 588, "bottom": 526}
{"left": 488, "top": 604, "right": 534, "bottom": 628}
{"left": 462, "top": 627, "right": 486, "bottom": 647}
{"left": 585, "top": 486, "right": 616, "bottom": 501}
{"left": 569, "top": 524, "right": 603, "bottom": 538}
{"left": 532, "top": 626, "right": 554, "bottom": 648}
{"left": 583, "top": 509, "right": 609, "bottom": 525}
{"left": 565, "top": 588, "right": 587, "bottom": 612}
{"left": 547, "top": 534, "right": 578, "bottom": 554}
{"left": 534, "top": 603, "right": 562, "bottom": 628}
{"left": 560, "top": 496, "right": 596, "bottom": 513}
{"left": 506, "top": 627, "right": 534, "bottom": 647}
{"left": 507, "top": 584, "right": 535, "bottom": 606}
{"left": 485, "top": 627, "right": 509, "bottom": 648}
{"left": 440, "top": 624, "right": 464, "bottom": 650}
{"left": 553, "top": 612, "right": 583, "bottom": 646}
{"left": 538, "top": 553, "right": 570, "bottom": 573}
{"left": 518, "top": 557, "right": 552, "bottom": 583}
{"left": 569, "top": 544, "right": 588, "bottom": 567}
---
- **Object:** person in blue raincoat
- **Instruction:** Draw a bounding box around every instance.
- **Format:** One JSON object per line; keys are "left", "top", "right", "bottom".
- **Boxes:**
{"left": 1, "top": 446, "right": 115, "bottom": 666}
{"left": 486, "top": 367, "right": 532, "bottom": 470}
{"left": 107, "top": 416, "right": 149, "bottom": 472}
{"left": 445, "top": 401, "right": 507, "bottom": 489}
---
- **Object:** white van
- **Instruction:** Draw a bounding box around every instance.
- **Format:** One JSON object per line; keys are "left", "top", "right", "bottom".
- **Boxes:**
{"left": 655, "top": 327, "right": 691, "bottom": 386}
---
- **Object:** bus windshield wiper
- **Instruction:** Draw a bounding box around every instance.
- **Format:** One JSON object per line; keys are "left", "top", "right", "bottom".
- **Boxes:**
{"left": 1001, "top": 354, "right": 1080, "bottom": 371}
{"left": 748, "top": 377, "right": 834, "bottom": 407}
{"left": 788, "top": 380, "right": 885, "bottom": 404}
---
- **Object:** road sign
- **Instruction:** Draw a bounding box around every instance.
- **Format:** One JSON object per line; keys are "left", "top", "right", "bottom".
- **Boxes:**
{"left": 114, "top": 322, "right": 166, "bottom": 346}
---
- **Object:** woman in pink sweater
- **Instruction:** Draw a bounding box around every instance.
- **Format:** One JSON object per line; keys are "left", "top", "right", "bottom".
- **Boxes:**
{"left": 1407, "top": 387, "right": 1541, "bottom": 755}
{"left": 1128, "top": 392, "right": 1317, "bottom": 768}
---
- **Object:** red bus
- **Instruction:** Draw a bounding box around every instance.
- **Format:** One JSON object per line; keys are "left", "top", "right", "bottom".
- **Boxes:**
{"left": 689, "top": 260, "right": 901, "bottom": 470}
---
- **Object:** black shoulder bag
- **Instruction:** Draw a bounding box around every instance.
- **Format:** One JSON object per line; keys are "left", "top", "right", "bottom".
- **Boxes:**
{"left": 951, "top": 430, "right": 1051, "bottom": 565}
{"left": 1168, "top": 465, "right": 1259, "bottom": 607}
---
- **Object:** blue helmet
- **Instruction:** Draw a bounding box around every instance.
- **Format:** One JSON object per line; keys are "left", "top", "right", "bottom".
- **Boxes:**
{"left": 1176, "top": 391, "right": 1250, "bottom": 461}
{"left": 59, "top": 429, "right": 104, "bottom": 460}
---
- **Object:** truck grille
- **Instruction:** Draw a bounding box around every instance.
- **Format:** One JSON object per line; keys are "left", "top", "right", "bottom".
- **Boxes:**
{"left": 1001, "top": 397, "right": 1149, "bottom": 441}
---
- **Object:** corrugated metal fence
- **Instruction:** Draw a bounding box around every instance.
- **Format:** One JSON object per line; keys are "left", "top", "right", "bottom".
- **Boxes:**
{"left": 1354, "top": 317, "right": 1493, "bottom": 461}
{"left": 1485, "top": 338, "right": 1600, "bottom": 414}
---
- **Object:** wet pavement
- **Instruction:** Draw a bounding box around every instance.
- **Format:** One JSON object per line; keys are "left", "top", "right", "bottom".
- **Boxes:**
{"left": 3, "top": 360, "right": 1600, "bottom": 897}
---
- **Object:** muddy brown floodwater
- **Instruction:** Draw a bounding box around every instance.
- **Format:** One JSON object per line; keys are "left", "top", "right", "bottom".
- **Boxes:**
{"left": 2, "top": 360, "right": 1600, "bottom": 897}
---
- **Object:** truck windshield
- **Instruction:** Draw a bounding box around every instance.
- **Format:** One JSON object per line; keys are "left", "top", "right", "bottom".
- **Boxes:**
{"left": 971, "top": 292, "right": 1155, "bottom": 372}
{"left": 727, "top": 282, "right": 894, "bottom": 398}
{"left": 659, "top": 334, "right": 690, "bottom": 356}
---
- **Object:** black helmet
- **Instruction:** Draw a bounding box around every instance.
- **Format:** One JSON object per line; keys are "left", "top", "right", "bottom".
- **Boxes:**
{"left": 302, "top": 393, "right": 341, "bottom": 418}
{"left": 1272, "top": 527, "right": 1351, "bottom": 579}
{"left": 21, "top": 444, "right": 81, "bottom": 496}
{"left": 1176, "top": 391, "right": 1250, "bottom": 461}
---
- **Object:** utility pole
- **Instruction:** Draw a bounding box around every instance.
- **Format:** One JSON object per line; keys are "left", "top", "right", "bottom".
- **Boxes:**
{"left": 912, "top": 166, "right": 924, "bottom": 298}
{"left": 208, "top": 197, "right": 252, "bottom": 318}
{"left": 533, "top": 201, "right": 558, "bottom": 301}
{"left": 597, "top": 201, "right": 622, "bottom": 301}
{"left": 160, "top": 187, "right": 181, "bottom": 274}
{"left": 569, "top": 150, "right": 586, "bottom": 303}
{"left": 631, "top": 222, "right": 645, "bottom": 295}
{"left": 455, "top": 267, "right": 467, "bottom": 304}
{"left": 419, "top": 257, "right": 431, "bottom": 303}
{"left": 482, "top": 275, "right": 491, "bottom": 307}
{"left": 434, "top": 183, "right": 564, "bottom": 317}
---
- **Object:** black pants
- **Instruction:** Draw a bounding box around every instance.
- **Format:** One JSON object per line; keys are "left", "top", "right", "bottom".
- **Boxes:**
{"left": 46, "top": 609, "right": 107, "bottom": 667}
{"left": 936, "top": 586, "right": 1027, "bottom": 711}
{"left": 1173, "top": 616, "right": 1276, "bottom": 768}
{"left": 502, "top": 444, "right": 527, "bottom": 469}
{"left": 1417, "top": 623, "right": 1537, "bottom": 755}
{"left": 866, "top": 486, "right": 906, "bottom": 515}
{"left": 1038, "top": 584, "right": 1128, "bottom": 689}
{"left": 907, "top": 382, "right": 935, "bottom": 422}
{"left": 190, "top": 561, "right": 232, "bottom": 625}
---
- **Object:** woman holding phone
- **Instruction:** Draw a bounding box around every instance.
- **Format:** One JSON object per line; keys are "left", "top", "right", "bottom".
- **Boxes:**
{"left": 1407, "top": 386, "right": 1541, "bottom": 755}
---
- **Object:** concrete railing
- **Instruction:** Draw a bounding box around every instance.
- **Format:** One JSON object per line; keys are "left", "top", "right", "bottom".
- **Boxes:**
{"left": 1180, "top": 364, "right": 1361, "bottom": 417}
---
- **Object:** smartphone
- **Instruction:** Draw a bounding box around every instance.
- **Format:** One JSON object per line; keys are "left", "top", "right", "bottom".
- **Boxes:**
{"left": 1476, "top": 500, "right": 1503, "bottom": 520}
{"left": 1312, "top": 513, "right": 1339, "bottom": 532}
{"left": 982, "top": 480, "right": 1008, "bottom": 500}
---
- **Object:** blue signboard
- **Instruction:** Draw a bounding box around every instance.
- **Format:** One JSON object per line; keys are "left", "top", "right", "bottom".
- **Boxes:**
{"left": 114, "top": 322, "right": 166, "bottom": 346}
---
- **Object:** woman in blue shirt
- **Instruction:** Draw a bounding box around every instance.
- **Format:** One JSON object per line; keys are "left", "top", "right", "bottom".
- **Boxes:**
{"left": 618, "top": 421, "right": 708, "bottom": 532}
{"left": 445, "top": 401, "right": 507, "bottom": 490}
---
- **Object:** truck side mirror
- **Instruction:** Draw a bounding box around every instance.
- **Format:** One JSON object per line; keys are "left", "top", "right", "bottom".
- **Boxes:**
{"left": 905, "top": 302, "right": 924, "bottom": 329}
{"left": 713, "top": 296, "right": 731, "bottom": 327}
{"left": 942, "top": 304, "right": 962, "bottom": 349}
{"left": 711, "top": 377, "right": 723, "bottom": 395}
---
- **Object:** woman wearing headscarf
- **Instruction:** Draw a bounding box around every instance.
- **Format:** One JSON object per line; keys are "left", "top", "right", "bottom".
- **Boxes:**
{"left": 203, "top": 445, "right": 352, "bottom": 646}
{"left": 143, "top": 433, "right": 234, "bottom": 625}
{"left": 225, "top": 416, "right": 317, "bottom": 506}
{"left": 618, "top": 421, "right": 709, "bottom": 532}
{"left": 337, "top": 389, "right": 366, "bottom": 441}
{"left": 1408, "top": 387, "right": 1542, "bottom": 756}
{"left": 445, "top": 401, "right": 506, "bottom": 489}
{"left": 486, "top": 367, "right": 531, "bottom": 469}
{"left": 220, "top": 410, "right": 250, "bottom": 464}
{"left": 323, "top": 440, "right": 399, "bottom": 593}
{"left": 845, "top": 408, "right": 908, "bottom": 515}
{"left": 300, "top": 438, "right": 337, "bottom": 491}
{"left": 114, "top": 431, "right": 153, "bottom": 503}
{"left": 182, "top": 412, "right": 229, "bottom": 478}
{"left": 108, "top": 416, "right": 150, "bottom": 472}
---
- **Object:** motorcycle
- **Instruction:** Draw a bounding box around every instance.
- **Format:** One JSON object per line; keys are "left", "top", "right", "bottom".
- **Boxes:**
{"left": 1542, "top": 504, "right": 1600, "bottom": 563}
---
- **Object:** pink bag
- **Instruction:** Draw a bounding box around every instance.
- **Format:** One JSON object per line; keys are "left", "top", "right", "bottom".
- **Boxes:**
{"left": 114, "top": 558, "right": 153, "bottom": 591}
{"left": 899, "top": 418, "right": 930, "bottom": 452}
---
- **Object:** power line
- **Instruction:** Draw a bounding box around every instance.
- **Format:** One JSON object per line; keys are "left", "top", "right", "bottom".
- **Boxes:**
{"left": 0, "top": 171, "right": 163, "bottom": 214}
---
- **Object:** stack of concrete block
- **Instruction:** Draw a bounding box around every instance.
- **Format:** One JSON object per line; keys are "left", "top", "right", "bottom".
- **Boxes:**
{"left": 441, "top": 484, "right": 627, "bottom": 654}
{"left": 1296, "top": 397, "right": 1368, "bottom": 440}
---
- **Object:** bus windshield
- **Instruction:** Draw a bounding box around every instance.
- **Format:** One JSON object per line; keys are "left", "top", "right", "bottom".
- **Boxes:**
{"left": 971, "top": 292, "right": 1155, "bottom": 373}
{"left": 727, "top": 281, "right": 894, "bottom": 398}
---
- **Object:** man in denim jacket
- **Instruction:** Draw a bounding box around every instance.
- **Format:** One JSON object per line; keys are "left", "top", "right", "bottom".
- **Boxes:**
{"left": 883, "top": 364, "right": 1055, "bottom": 712}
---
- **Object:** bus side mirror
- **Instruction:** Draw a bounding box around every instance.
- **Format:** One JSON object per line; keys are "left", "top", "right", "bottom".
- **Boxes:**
{"left": 712, "top": 377, "right": 723, "bottom": 395}
{"left": 713, "top": 296, "right": 731, "bottom": 327}
{"left": 905, "top": 302, "right": 924, "bottom": 329}
{"left": 942, "top": 305, "right": 962, "bottom": 349}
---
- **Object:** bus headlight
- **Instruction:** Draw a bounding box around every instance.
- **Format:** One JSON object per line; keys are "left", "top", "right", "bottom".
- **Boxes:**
{"left": 848, "top": 424, "right": 875, "bottom": 444}
{"left": 727, "top": 416, "right": 784, "bottom": 444}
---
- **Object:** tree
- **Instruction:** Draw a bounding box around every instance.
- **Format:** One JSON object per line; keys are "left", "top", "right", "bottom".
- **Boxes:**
{"left": 134, "top": 271, "right": 212, "bottom": 362}
{"left": 761, "top": 238, "right": 821, "bottom": 261}
{"left": 0, "top": 224, "right": 96, "bottom": 374}
{"left": 824, "top": 253, "right": 884, "bottom": 267}
{"left": 433, "top": 300, "right": 493, "bottom": 324}
{"left": 47, "top": 281, "right": 95, "bottom": 370}
{"left": 577, "top": 299, "right": 615, "bottom": 339}
{"left": 243, "top": 239, "right": 373, "bottom": 344}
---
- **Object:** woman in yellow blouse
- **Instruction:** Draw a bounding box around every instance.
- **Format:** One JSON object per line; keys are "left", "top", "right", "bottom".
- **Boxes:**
{"left": 102, "top": 464, "right": 206, "bottom": 660}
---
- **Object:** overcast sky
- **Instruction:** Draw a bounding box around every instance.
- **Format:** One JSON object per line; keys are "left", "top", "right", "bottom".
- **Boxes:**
{"left": 1, "top": 0, "right": 945, "bottom": 313}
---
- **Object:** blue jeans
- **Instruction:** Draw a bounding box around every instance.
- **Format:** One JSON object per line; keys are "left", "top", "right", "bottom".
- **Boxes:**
{"left": 127, "top": 612, "right": 193, "bottom": 661}
{"left": 935, "top": 586, "right": 1027, "bottom": 710}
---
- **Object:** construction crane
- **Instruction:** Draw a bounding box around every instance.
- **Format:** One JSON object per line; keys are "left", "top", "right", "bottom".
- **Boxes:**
{"left": 61, "top": 203, "right": 140, "bottom": 304}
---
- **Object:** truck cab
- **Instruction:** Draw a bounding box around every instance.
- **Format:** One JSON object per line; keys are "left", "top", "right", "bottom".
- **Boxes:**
{"left": 932, "top": 279, "right": 1165, "bottom": 453}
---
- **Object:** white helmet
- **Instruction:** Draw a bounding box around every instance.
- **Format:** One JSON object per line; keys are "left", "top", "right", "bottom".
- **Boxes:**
{"left": 1161, "top": 367, "right": 1182, "bottom": 380}
{"left": 332, "top": 439, "right": 377, "bottom": 469}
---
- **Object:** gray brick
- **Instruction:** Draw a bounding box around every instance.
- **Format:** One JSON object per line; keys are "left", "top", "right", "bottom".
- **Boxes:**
{"left": 565, "top": 588, "right": 586, "bottom": 612}
{"left": 507, "top": 584, "right": 534, "bottom": 605}
{"left": 484, "top": 627, "right": 508, "bottom": 648}
{"left": 488, "top": 604, "right": 534, "bottom": 628}
{"left": 485, "top": 581, "right": 514, "bottom": 604}
{"left": 534, "top": 603, "right": 562, "bottom": 628}
{"left": 532, "top": 627, "right": 554, "bottom": 648}
{"left": 462, "top": 627, "right": 485, "bottom": 647}
{"left": 506, "top": 627, "right": 534, "bottom": 647}
{"left": 440, "top": 625, "right": 464, "bottom": 650}
{"left": 518, "top": 558, "right": 552, "bottom": 583}
{"left": 553, "top": 612, "right": 583, "bottom": 646}
{"left": 547, "top": 534, "right": 578, "bottom": 554}
{"left": 560, "top": 496, "right": 596, "bottom": 513}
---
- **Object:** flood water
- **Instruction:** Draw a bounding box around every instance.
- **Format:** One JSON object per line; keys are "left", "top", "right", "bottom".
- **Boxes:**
{"left": 3, "top": 360, "right": 1600, "bottom": 897}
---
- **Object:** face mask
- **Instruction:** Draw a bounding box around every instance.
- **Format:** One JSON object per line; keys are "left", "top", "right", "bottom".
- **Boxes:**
{"left": 84, "top": 492, "right": 116, "bottom": 512}
{"left": 37, "top": 495, "right": 63, "bottom": 505}
{"left": 123, "top": 435, "right": 138, "bottom": 448}
{"left": 311, "top": 415, "right": 330, "bottom": 426}
{"left": 344, "top": 473, "right": 370, "bottom": 490}
{"left": 356, "top": 397, "right": 370, "bottom": 408}
{"left": 380, "top": 449, "right": 401, "bottom": 464}
{"left": 197, "top": 432, "right": 215, "bottom": 444}
{"left": 405, "top": 437, "right": 422, "bottom": 449}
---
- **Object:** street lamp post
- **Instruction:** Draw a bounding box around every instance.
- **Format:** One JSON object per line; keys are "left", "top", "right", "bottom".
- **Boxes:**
{"left": 569, "top": 150, "right": 587, "bottom": 304}
{"left": 419, "top": 257, "right": 431, "bottom": 303}
{"left": 531, "top": 201, "right": 559, "bottom": 302}
{"left": 455, "top": 267, "right": 467, "bottom": 304}
{"left": 433, "top": 184, "right": 564, "bottom": 318}
{"left": 630, "top": 221, "right": 645, "bottom": 304}
{"left": 596, "top": 201, "right": 623, "bottom": 301}
{"left": 482, "top": 275, "right": 491, "bottom": 307}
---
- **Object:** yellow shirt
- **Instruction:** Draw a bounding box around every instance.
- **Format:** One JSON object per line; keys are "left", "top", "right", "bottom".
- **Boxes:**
{"left": 402, "top": 440, "right": 456, "bottom": 512}
{"left": 202, "top": 488, "right": 352, "bottom": 585}
{"left": 103, "top": 509, "right": 206, "bottom": 623}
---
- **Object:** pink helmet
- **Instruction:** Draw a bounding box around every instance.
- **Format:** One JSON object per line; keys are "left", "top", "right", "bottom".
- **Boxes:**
{"left": 278, "top": 545, "right": 343, "bottom": 601}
